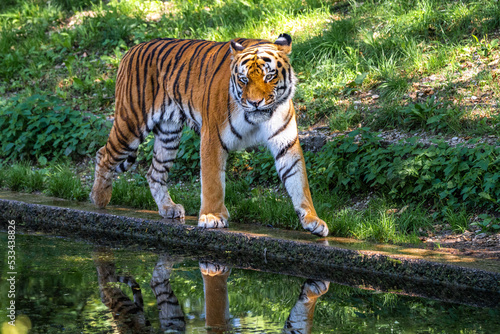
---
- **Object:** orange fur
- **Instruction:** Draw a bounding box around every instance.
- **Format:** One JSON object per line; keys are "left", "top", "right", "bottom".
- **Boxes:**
{"left": 90, "top": 35, "right": 328, "bottom": 236}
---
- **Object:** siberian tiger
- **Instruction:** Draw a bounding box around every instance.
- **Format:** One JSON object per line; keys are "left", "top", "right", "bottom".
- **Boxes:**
{"left": 90, "top": 34, "right": 329, "bottom": 237}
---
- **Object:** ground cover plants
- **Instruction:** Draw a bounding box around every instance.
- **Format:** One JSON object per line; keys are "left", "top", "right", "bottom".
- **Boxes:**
{"left": 0, "top": 0, "right": 499, "bottom": 243}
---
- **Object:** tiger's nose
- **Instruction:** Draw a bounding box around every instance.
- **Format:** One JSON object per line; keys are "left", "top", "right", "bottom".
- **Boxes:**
{"left": 248, "top": 98, "right": 264, "bottom": 108}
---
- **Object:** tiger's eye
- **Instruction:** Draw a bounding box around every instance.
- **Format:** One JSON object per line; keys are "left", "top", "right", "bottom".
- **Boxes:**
{"left": 265, "top": 74, "right": 275, "bottom": 81}
{"left": 239, "top": 76, "right": 248, "bottom": 84}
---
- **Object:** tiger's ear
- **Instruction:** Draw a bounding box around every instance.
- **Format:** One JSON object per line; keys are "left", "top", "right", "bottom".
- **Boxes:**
{"left": 230, "top": 40, "right": 245, "bottom": 55}
{"left": 274, "top": 33, "right": 292, "bottom": 54}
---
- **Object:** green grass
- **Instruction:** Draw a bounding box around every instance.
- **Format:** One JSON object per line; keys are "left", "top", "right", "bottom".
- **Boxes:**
{"left": 1, "top": 0, "right": 499, "bottom": 242}
{"left": 0, "top": 162, "right": 491, "bottom": 243}
{"left": 1, "top": 0, "right": 499, "bottom": 135}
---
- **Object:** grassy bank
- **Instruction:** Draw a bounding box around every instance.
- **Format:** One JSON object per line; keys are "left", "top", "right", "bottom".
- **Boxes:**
{"left": 1, "top": 0, "right": 499, "bottom": 242}
{"left": 2, "top": 0, "right": 499, "bottom": 134}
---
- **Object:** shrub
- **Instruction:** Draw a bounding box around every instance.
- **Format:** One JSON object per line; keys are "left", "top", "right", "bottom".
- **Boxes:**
{"left": 307, "top": 129, "right": 500, "bottom": 214}
{"left": 0, "top": 94, "right": 110, "bottom": 161}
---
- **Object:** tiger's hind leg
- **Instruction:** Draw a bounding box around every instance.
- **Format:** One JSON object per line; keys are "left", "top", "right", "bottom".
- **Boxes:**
{"left": 147, "top": 122, "right": 185, "bottom": 219}
{"left": 90, "top": 120, "right": 143, "bottom": 208}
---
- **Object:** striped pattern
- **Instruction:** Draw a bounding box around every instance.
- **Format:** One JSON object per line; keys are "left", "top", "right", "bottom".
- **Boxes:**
{"left": 285, "top": 280, "right": 330, "bottom": 333}
{"left": 90, "top": 34, "right": 329, "bottom": 236}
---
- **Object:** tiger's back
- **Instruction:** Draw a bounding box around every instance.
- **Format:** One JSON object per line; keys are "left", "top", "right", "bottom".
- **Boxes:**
{"left": 90, "top": 35, "right": 329, "bottom": 237}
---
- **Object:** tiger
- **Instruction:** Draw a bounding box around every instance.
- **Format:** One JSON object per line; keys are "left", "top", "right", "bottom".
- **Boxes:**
{"left": 89, "top": 33, "right": 329, "bottom": 237}
{"left": 200, "top": 262, "right": 329, "bottom": 334}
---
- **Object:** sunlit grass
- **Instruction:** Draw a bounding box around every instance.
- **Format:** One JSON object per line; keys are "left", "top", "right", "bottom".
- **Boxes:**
{"left": 0, "top": 162, "right": 451, "bottom": 244}
{"left": 1, "top": 0, "right": 499, "bottom": 243}
{"left": 2, "top": 0, "right": 499, "bottom": 134}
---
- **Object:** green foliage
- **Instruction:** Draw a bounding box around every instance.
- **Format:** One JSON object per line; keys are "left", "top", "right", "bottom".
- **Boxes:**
{"left": 228, "top": 148, "right": 278, "bottom": 186}
{"left": 471, "top": 214, "right": 500, "bottom": 233}
{"left": 137, "top": 129, "right": 201, "bottom": 181}
{"left": 307, "top": 128, "right": 500, "bottom": 214}
{"left": 400, "top": 96, "right": 451, "bottom": 130}
{"left": 0, "top": 94, "right": 110, "bottom": 161}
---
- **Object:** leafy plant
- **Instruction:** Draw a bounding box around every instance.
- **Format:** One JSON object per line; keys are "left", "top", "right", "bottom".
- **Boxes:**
{"left": 400, "top": 96, "right": 450, "bottom": 130}
{"left": 0, "top": 94, "right": 110, "bottom": 161}
{"left": 306, "top": 128, "right": 500, "bottom": 214}
{"left": 471, "top": 214, "right": 500, "bottom": 233}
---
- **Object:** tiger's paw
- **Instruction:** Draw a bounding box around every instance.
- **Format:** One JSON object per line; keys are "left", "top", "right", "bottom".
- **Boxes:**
{"left": 302, "top": 280, "right": 330, "bottom": 299}
{"left": 198, "top": 214, "right": 228, "bottom": 229}
{"left": 302, "top": 215, "right": 329, "bottom": 237}
{"left": 159, "top": 203, "right": 185, "bottom": 220}
{"left": 199, "top": 262, "right": 230, "bottom": 277}
{"left": 89, "top": 178, "right": 112, "bottom": 209}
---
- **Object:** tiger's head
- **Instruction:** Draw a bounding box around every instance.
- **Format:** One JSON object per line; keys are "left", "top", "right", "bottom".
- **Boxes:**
{"left": 229, "top": 34, "right": 297, "bottom": 123}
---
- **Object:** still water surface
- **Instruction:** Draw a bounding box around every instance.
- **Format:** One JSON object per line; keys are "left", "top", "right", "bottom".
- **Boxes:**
{"left": 0, "top": 233, "right": 499, "bottom": 333}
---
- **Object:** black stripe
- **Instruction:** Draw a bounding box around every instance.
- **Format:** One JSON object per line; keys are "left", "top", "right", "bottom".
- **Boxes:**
{"left": 151, "top": 164, "right": 169, "bottom": 174}
{"left": 159, "top": 135, "right": 179, "bottom": 144}
{"left": 185, "top": 41, "right": 209, "bottom": 93}
{"left": 140, "top": 39, "right": 162, "bottom": 65}
{"left": 173, "top": 62, "right": 187, "bottom": 106}
{"left": 154, "top": 155, "right": 175, "bottom": 164}
{"left": 241, "top": 57, "right": 252, "bottom": 66}
{"left": 275, "top": 136, "right": 298, "bottom": 160}
{"left": 114, "top": 124, "right": 136, "bottom": 151}
{"left": 281, "top": 67, "right": 287, "bottom": 83}
{"left": 155, "top": 125, "right": 184, "bottom": 136}
{"left": 269, "top": 112, "right": 293, "bottom": 140}
{"left": 205, "top": 46, "right": 232, "bottom": 112}
{"left": 106, "top": 138, "right": 130, "bottom": 158}
{"left": 155, "top": 289, "right": 174, "bottom": 297}
{"left": 149, "top": 175, "right": 167, "bottom": 186}
{"left": 159, "top": 41, "right": 182, "bottom": 69}
{"left": 150, "top": 280, "right": 170, "bottom": 289}
{"left": 205, "top": 42, "right": 226, "bottom": 79}
{"left": 227, "top": 97, "right": 242, "bottom": 140}
{"left": 229, "top": 119, "right": 242, "bottom": 139}
{"left": 127, "top": 155, "right": 136, "bottom": 163}
{"left": 216, "top": 126, "right": 229, "bottom": 152}
{"left": 125, "top": 57, "right": 143, "bottom": 139}
{"left": 198, "top": 42, "right": 223, "bottom": 81}
{"left": 280, "top": 158, "right": 300, "bottom": 184}
{"left": 162, "top": 143, "right": 180, "bottom": 151}
{"left": 244, "top": 112, "right": 256, "bottom": 125}
{"left": 139, "top": 50, "right": 149, "bottom": 138}
{"left": 124, "top": 48, "right": 143, "bottom": 133}
{"left": 187, "top": 101, "right": 201, "bottom": 128}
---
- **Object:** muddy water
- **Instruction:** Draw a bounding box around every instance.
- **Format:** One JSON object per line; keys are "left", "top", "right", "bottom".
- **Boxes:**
{"left": 0, "top": 233, "right": 499, "bottom": 334}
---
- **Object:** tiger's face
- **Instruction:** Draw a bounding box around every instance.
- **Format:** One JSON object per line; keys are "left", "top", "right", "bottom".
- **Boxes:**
{"left": 229, "top": 34, "right": 297, "bottom": 123}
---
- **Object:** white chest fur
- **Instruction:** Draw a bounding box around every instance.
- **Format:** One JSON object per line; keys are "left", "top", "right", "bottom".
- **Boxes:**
{"left": 220, "top": 101, "right": 297, "bottom": 152}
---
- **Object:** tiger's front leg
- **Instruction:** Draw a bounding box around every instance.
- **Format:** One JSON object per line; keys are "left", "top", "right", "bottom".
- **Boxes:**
{"left": 147, "top": 123, "right": 185, "bottom": 220}
{"left": 198, "top": 126, "right": 229, "bottom": 228}
{"left": 269, "top": 130, "right": 329, "bottom": 237}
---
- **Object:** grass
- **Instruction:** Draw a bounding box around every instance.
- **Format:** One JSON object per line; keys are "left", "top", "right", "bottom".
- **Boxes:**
{"left": 1, "top": 0, "right": 499, "bottom": 134}
{"left": 1, "top": 0, "right": 499, "bottom": 242}
{"left": 0, "top": 162, "right": 484, "bottom": 244}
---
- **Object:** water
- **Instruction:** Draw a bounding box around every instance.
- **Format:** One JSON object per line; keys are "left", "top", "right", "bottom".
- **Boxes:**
{"left": 0, "top": 233, "right": 499, "bottom": 334}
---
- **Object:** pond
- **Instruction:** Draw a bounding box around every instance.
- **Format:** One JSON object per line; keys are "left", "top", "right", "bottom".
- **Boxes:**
{"left": 0, "top": 233, "right": 499, "bottom": 334}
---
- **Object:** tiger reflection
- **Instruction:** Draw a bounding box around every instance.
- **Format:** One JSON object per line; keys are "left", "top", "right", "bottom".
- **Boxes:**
{"left": 199, "top": 262, "right": 329, "bottom": 334}
{"left": 94, "top": 252, "right": 328, "bottom": 333}
{"left": 94, "top": 251, "right": 185, "bottom": 333}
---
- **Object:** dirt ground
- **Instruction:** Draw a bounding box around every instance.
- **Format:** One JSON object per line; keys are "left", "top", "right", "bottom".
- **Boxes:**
{"left": 421, "top": 231, "right": 500, "bottom": 260}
